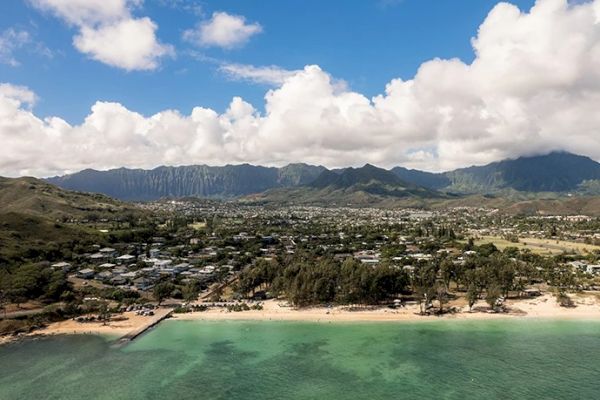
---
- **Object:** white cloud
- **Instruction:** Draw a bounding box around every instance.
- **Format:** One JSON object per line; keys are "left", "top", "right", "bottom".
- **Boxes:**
{"left": 0, "top": 29, "right": 31, "bottom": 66}
{"left": 30, "top": 0, "right": 172, "bottom": 71}
{"left": 29, "top": 0, "right": 139, "bottom": 26}
{"left": 74, "top": 18, "right": 173, "bottom": 71}
{"left": 0, "top": 84, "right": 38, "bottom": 108}
{"left": 219, "top": 63, "right": 299, "bottom": 85}
{"left": 4, "top": 0, "right": 600, "bottom": 176}
{"left": 184, "top": 12, "right": 262, "bottom": 49}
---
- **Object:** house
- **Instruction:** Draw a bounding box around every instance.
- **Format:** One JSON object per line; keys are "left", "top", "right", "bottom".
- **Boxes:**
{"left": 199, "top": 265, "right": 216, "bottom": 275}
{"left": 403, "top": 265, "right": 415, "bottom": 273}
{"left": 121, "top": 271, "right": 139, "bottom": 279}
{"left": 51, "top": 262, "right": 72, "bottom": 271}
{"left": 569, "top": 261, "right": 587, "bottom": 272}
{"left": 113, "top": 266, "right": 127, "bottom": 275}
{"left": 134, "top": 277, "right": 154, "bottom": 291}
{"left": 77, "top": 268, "right": 95, "bottom": 279}
{"left": 116, "top": 254, "right": 136, "bottom": 264}
{"left": 410, "top": 253, "right": 433, "bottom": 261}
{"left": 333, "top": 253, "right": 353, "bottom": 261}
{"left": 173, "top": 263, "right": 191, "bottom": 273}
{"left": 110, "top": 276, "right": 127, "bottom": 286}
{"left": 360, "top": 259, "right": 379, "bottom": 265}
{"left": 586, "top": 265, "right": 600, "bottom": 275}
{"left": 354, "top": 250, "right": 380, "bottom": 263}
{"left": 523, "top": 288, "right": 542, "bottom": 297}
{"left": 154, "top": 259, "right": 173, "bottom": 269}
{"left": 89, "top": 253, "right": 107, "bottom": 263}
{"left": 99, "top": 247, "right": 118, "bottom": 258}
{"left": 149, "top": 248, "right": 161, "bottom": 258}
{"left": 96, "top": 271, "right": 113, "bottom": 282}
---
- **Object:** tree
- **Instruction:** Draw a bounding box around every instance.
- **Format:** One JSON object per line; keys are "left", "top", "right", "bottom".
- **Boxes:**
{"left": 485, "top": 285, "right": 502, "bottom": 312}
{"left": 435, "top": 283, "right": 448, "bottom": 314}
{"left": 98, "top": 301, "right": 111, "bottom": 326}
{"left": 466, "top": 284, "right": 479, "bottom": 311}
{"left": 45, "top": 271, "right": 70, "bottom": 301}
{"left": 6, "top": 288, "right": 27, "bottom": 309}
{"left": 182, "top": 281, "right": 200, "bottom": 303}
{"left": 439, "top": 258, "right": 455, "bottom": 290}
{"left": 210, "top": 286, "right": 223, "bottom": 302}
{"left": 153, "top": 282, "right": 173, "bottom": 305}
{"left": 0, "top": 290, "right": 7, "bottom": 318}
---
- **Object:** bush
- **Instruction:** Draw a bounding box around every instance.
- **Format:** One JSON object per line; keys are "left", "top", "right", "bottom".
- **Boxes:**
{"left": 557, "top": 292, "right": 575, "bottom": 308}
{"left": 227, "top": 303, "right": 251, "bottom": 312}
{"left": 0, "top": 319, "right": 30, "bottom": 335}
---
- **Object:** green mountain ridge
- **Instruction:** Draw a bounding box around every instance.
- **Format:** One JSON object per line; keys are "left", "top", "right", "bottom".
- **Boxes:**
{"left": 44, "top": 151, "right": 600, "bottom": 201}
{"left": 249, "top": 164, "right": 447, "bottom": 206}
{"left": 46, "top": 163, "right": 326, "bottom": 201}
{"left": 392, "top": 152, "right": 600, "bottom": 194}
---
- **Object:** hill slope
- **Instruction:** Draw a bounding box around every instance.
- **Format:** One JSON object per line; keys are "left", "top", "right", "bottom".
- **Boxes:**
{"left": 0, "top": 177, "right": 141, "bottom": 220}
{"left": 250, "top": 164, "right": 445, "bottom": 206}
{"left": 0, "top": 177, "right": 143, "bottom": 264}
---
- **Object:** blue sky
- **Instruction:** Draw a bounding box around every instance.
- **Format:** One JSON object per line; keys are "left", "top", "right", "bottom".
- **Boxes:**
{"left": 1, "top": 0, "right": 536, "bottom": 124}
{"left": 3, "top": 0, "right": 599, "bottom": 177}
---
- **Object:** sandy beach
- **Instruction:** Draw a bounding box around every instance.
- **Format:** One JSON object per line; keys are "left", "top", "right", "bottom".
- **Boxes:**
{"left": 173, "top": 293, "right": 600, "bottom": 323}
{"left": 0, "top": 312, "right": 161, "bottom": 345}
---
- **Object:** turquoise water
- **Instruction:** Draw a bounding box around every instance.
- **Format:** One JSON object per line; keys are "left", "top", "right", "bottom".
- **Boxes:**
{"left": 1, "top": 319, "right": 600, "bottom": 399}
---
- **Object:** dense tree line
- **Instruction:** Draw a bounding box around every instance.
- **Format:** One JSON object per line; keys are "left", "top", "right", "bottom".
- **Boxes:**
{"left": 235, "top": 255, "right": 409, "bottom": 307}
{"left": 235, "top": 242, "right": 572, "bottom": 313}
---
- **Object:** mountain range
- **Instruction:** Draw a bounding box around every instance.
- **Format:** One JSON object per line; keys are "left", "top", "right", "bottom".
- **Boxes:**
{"left": 392, "top": 152, "right": 600, "bottom": 194}
{"left": 45, "top": 152, "right": 600, "bottom": 201}
{"left": 46, "top": 163, "right": 326, "bottom": 201}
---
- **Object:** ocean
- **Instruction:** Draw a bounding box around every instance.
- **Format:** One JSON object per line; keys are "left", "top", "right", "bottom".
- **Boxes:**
{"left": 1, "top": 319, "right": 599, "bottom": 399}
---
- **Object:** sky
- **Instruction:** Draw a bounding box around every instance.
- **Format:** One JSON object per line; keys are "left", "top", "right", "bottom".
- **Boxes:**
{"left": 2, "top": 0, "right": 600, "bottom": 177}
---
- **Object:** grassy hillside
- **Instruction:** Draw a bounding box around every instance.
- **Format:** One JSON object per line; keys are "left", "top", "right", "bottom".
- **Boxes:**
{"left": 0, "top": 177, "right": 141, "bottom": 220}
{"left": 0, "top": 177, "right": 145, "bottom": 264}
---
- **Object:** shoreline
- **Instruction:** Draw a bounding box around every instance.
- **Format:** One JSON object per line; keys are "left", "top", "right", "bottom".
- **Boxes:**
{"left": 2, "top": 294, "right": 599, "bottom": 346}
{"left": 172, "top": 294, "right": 600, "bottom": 323}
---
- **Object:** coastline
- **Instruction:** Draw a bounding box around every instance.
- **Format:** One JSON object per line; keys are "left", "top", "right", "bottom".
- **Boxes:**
{"left": 2, "top": 294, "right": 599, "bottom": 346}
{"left": 173, "top": 294, "right": 600, "bottom": 323}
